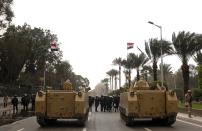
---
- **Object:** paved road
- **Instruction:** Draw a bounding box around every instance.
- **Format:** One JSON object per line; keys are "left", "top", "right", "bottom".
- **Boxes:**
{"left": 0, "top": 112, "right": 202, "bottom": 131}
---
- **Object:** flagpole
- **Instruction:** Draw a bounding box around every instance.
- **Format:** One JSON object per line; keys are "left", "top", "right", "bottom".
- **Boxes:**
{"left": 127, "top": 42, "right": 134, "bottom": 88}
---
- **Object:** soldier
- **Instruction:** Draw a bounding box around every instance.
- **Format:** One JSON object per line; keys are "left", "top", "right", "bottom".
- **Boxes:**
{"left": 185, "top": 90, "right": 192, "bottom": 118}
{"left": 89, "top": 96, "right": 94, "bottom": 112}
{"left": 113, "top": 95, "right": 120, "bottom": 112}
{"left": 11, "top": 95, "right": 18, "bottom": 114}
{"left": 3, "top": 95, "right": 8, "bottom": 107}
{"left": 100, "top": 95, "right": 105, "bottom": 112}
{"left": 31, "top": 94, "right": 35, "bottom": 111}
{"left": 95, "top": 96, "right": 100, "bottom": 112}
{"left": 21, "top": 94, "right": 30, "bottom": 111}
{"left": 63, "top": 79, "right": 72, "bottom": 90}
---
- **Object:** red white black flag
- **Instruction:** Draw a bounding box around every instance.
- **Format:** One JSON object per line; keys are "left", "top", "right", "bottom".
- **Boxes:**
{"left": 50, "top": 40, "right": 58, "bottom": 51}
{"left": 127, "top": 42, "right": 134, "bottom": 50}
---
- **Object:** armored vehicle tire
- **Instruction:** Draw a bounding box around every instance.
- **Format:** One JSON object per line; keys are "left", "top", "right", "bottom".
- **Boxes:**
{"left": 37, "top": 116, "right": 57, "bottom": 127}
{"left": 45, "top": 119, "right": 57, "bottom": 125}
{"left": 36, "top": 116, "right": 47, "bottom": 127}
{"left": 125, "top": 117, "right": 133, "bottom": 126}
{"left": 162, "top": 115, "right": 176, "bottom": 126}
{"left": 78, "top": 120, "right": 85, "bottom": 127}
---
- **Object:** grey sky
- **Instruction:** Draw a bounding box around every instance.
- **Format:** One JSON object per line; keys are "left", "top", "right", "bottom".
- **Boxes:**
{"left": 12, "top": 0, "right": 201, "bottom": 88}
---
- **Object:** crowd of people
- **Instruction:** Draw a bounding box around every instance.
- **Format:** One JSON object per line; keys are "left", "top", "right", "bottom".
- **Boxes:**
{"left": 89, "top": 95, "right": 120, "bottom": 112}
{"left": 1, "top": 94, "right": 36, "bottom": 114}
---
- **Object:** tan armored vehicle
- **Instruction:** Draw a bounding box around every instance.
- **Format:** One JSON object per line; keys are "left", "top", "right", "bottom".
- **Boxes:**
{"left": 35, "top": 80, "right": 89, "bottom": 127}
{"left": 119, "top": 78, "right": 178, "bottom": 126}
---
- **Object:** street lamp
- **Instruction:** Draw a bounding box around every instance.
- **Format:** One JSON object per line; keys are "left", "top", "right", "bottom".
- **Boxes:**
{"left": 148, "top": 21, "right": 164, "bottom": 87}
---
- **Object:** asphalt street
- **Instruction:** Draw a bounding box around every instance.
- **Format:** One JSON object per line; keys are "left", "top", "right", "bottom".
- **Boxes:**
{"left": 0, "top": 111, "right": 202, "bottom": 131}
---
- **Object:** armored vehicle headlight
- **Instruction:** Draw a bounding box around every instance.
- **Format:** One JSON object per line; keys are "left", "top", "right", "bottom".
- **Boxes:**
{"left": 78, "top": 91, "right": 82, "bottom": 97}
{"left": 130, "top": 91, "right": 135, "bottom": 97}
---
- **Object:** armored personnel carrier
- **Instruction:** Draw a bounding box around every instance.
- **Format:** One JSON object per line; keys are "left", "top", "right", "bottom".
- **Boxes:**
{"left": 35, "top": 80, "right": 89, "bottom": 127}
{"left": 119, "top": 78, "right": 178, "bottom": 126}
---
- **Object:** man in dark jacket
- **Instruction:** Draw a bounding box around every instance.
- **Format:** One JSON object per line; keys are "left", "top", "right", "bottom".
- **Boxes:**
{"left": 95, "top": 96, "right": 100, "bottom": 112}
{"left": 11, "top": 95, "right": 18, "bottom": 114}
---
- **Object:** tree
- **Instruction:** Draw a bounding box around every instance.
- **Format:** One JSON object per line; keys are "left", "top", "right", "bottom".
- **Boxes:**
{"left": 0, "top": 0, "right": 14, "bottom": 29}
{"left": 112, "top": 57, "right": 123, "bottom": 88}
{"left": 172, "top": 31, "right": 202, "bottom": 95}
{"left": 106, "top": 70, "right": 113, "bottom": 90}
{"left": 0, "top": 25, "right": 33, "bottom": 85}
{"left": 129, "top": 53, "right": 149, "bottom": 81}
{"left": 193, "top": 51, "right": 202, "bottom": 89}
{"left": 111, "top": 69, "right": 118, "bottom": 90}
{"left": 101, "top": 78, "right": 109, "bottom": 93}
{"left": 122, "top": 55, "right": 134, "bottom": 87}
{"left": 141, "top": 65, "right": 153, "bottom": 81}
{"left": 159, "top": 64, "right": 173, "bottom": 82}
{"left": 145, "top": 39, "right": 173, "bottom": 82}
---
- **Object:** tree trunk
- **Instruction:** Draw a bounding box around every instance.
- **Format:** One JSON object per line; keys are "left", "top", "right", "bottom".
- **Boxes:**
{"left": 136, "top": 68, "right": 140, "bottom": 81}
{"left": 115, "top": 76, "right": 117, "bottom": 90}
{"left": 110, "top": 76, "right": 112, "bottom": 91}
{"left": 145, "top": 71, "right": 148, "bottom": 81}
{"left": 112, "top": 76, "right": 114, "bottom": 90}
{"left": 181, "top": 64, "right": 189, "bottom": 96}
{"left": 198, "top": 65, "right": 202, "bottom": 89}
{"left": 119, "top": 65, "right": 121, "bottom": 89}
{"left": 153, "top": 60, "right": 158, "bottom": 81}
{"left": 129, "top": 69, "right": 131, "bottom": 88}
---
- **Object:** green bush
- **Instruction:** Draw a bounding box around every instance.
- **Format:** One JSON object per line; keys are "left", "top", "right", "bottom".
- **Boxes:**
{"left": 174, "top": 88, "right": 184, "bottom": 101}
{"left": 192, "top": 88, "right": 202, "bottom": 101}
{"left": 198, "top": 65, "right": 202, "bottom": 89}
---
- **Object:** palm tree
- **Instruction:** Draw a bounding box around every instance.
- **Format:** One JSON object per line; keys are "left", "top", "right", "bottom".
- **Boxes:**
{"left": 141, "top": 65, "right": 153, "bottom": 81}
{"left": 113, "top": 57, "right": 123, "bottom": 89}
{"left": 106, "top": 70, "right": 113, "bottom": 90}
{"left": 159, "top": 64, "right": 173, "bottom": 82}
{"left": 123, "top": 69, "right": 130, "bottom": 85}
{"left": 172, "top": 31, "right": 202, "bottom": 95}
{"left": 110, "top": 69, "right": 118, "bottom": 90}
{"left": 130, "top": 53, "right": 149, "bottom": 81}
{"left": 122, "top": 55, "right": 134, "bottom": 87}
{"left": 101, "top": 78, "right": 109, "bottom": 93}
{"left": 145, "top": 38, "right": 173, "bottom": 82}
{"left": 193, "top": 51, "right": 202, "bottom": 89}
{"left": 193, "top": 51, "right": 202, "bottom": 65}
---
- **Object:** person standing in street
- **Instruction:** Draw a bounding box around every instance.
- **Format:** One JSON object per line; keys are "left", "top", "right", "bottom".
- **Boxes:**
{"left": 11, "top": 95, "right": 18, "bottom": 114}
{"left": 3, "top": 95, "right": 8, "bottom": 108}
{"left": 95, "top": 96, "right": 100, "bottom": 112}
{"left": 185, "top": 90, "right": 192, "bottom": 118}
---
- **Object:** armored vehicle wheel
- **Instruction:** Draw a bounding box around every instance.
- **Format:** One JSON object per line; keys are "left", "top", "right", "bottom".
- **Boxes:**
{"left": 125, "top": 117, "right": 133, "bottom": 126}
{"left": 78, "top": 116, "right": 87, "bottom": 127}
{"left": 78, "top": 119, "right": 86, "bottom": 127}
{"left": 45, "top": 119, "right": 57, "bottom": 125}
{"left": 162, "top": 115, "right": 176, "bottom": 126}
{"left": 152, "top": 118, "right": 162, "bottom": 124}
{"left": 36, "top": 116, "right": 47, "bottom": 127}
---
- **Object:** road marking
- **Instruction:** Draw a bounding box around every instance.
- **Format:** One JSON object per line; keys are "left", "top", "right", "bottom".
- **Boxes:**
{"left": 17, "top": 128, "right": 24, "bottom": 131}
{"left": 177, "top": 119, "right": 202, "bottom": 128}
{"left": 82, "top": 127, "right": 87, "bottom": 131}
{"left": 144, "top": 128, "right": 152, "bottom": 131}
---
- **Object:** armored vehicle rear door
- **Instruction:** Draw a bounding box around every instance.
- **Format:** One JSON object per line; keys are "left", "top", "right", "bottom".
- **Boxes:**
{"left": 46, "top": 91, "right": 76, "bottom": 118}
{"left": 137, "top": 90, "right": 166, "bottom": 117}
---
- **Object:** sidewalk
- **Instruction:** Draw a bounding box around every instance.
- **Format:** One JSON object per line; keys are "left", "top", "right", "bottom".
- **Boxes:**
{"left": 177, "top": 112, "right": 202, "bottom": 123}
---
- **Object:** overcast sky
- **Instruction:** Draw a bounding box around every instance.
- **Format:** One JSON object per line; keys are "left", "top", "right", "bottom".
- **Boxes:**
{"left": 12, "top": 0, "right": 202, "bottom": 88}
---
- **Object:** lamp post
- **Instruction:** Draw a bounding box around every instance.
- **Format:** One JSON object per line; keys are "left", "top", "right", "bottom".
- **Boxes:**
{"left": 148, "top": 21, "right": 164, "bottom": 87}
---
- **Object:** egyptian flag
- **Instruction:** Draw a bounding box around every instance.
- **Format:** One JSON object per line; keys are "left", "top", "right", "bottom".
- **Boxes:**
{"left": 127, "top": 42, "right": 134, "bottom": 50}
{"left": 50, "top": 40, "right": 58, "bottom": 51}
